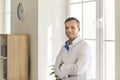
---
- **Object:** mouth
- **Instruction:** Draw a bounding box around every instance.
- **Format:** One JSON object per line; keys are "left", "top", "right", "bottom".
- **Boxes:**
{"left": 67, "top": 33, "right": 72, "bottom": 36}
{"left": 67, "top": 32, "right": 73, "bottom": 35}
{"left": 67, "top": 34, "right": 74, "bottom": 38}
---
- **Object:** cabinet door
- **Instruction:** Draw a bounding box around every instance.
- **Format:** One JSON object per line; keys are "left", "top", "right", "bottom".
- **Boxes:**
{"left": 7, "top": 35, "right": 28, "bottom": 80}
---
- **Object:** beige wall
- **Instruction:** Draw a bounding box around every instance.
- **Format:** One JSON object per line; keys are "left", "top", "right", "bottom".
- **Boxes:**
{"left": 115, "top": 0, "right": 120, "bottom": 80}
{"left": 11, "top": 0, "right": 66, "bottom": 80}
{"left": 11, "top": 0, "right": 38, "bottom": 80}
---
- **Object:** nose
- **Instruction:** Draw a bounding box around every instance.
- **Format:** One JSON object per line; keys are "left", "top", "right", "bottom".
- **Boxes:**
{"left": 67, "top": 28, "right": 72, "bottom": 32}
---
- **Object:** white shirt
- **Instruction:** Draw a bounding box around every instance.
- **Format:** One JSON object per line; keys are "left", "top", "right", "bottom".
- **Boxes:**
{"left": 54, "top": 36, "right": 92, "bottom": 80}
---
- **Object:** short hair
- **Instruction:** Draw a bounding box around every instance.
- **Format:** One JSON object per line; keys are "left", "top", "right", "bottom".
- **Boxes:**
{"left": 64, "top": 17, "right": 80, "bottom": 27}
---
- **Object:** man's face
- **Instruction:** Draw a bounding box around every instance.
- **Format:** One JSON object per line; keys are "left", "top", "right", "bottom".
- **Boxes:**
{"left": 65, "top": 20, "right": 80, "bottom": 41}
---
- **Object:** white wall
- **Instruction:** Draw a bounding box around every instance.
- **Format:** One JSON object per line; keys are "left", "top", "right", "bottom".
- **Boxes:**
{"left": 115, "top": 0, "right": 120, "bottom": 80}
{"left": 38, "top": 0, "right": 67, "bottom": 80}
{"left": 11, "top": 0, "right": 38, "bottom": 80}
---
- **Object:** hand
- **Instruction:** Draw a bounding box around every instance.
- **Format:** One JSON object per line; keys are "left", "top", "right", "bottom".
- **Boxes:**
{"left": 59, "top": 62, "right": 63, "bottom": 69}
{"left": 74, "top": 59, "right": 78, "bottom": 63}
{"left": 68, "top": 75, "right": 77, "bottom": 78}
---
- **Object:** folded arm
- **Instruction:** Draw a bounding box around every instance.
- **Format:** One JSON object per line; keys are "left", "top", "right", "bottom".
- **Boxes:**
{"left": 54, "top": 47, "right": 68, "bottom": 79}
{"left": 61, "top": 45, "right": 91, "bottom": 76}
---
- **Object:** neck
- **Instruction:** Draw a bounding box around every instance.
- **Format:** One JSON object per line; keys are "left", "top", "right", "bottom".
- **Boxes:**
{"left": 69, "top": 38, "right": 75, "bottom": 45}
{"left": 68, "top": 40, "right": 72, "bottom": 45}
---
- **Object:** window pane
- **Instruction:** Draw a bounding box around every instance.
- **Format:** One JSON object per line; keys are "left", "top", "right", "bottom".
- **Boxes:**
{"left": 0, "top": 0, "right": 4, "bottom": 14}
{"left": 5, "top": 13, "right": 10, "bottom": 33}
{"left": 83, "top": 1, "right": 96, "bottom": 39}
{"left": 83, "top": 0, "right": 96, "bottom": 2}
{"left": 104, "top": 42, "right": 115, "bottom": 80}
{"left": 69, "top": 4, "right": 83, "bottom": 37}
{"left": 70, "top": 0, "right": 82, "bottom": 3}
{"left": 104, "top": 0, "right": 115, "bottom": 40}
{"left": 85, "top": 40, "right": 96, "bottom": 80}
{"left": 5, "top": 0, "right": 10, "bottom": 13}
{"left": 0, "top": 0, "right": 10, "bottom": 33}
{"left": 0, "top": 14, "right": 4, "bottom": 33}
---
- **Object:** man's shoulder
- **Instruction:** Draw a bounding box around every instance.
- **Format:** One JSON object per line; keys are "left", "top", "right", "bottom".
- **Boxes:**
{"left": 78, "top": 39, "right": 88, "bottom": 45}
{"left": 77, "top": 39, "right": 90, "bottom": 48}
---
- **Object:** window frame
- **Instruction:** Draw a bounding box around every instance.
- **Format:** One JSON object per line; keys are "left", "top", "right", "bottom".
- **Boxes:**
{"left": 67, "top": 0, "right": 115, "bottom": 80}
{"left": 0, "top": 0, "right": 10, "bottom": 34}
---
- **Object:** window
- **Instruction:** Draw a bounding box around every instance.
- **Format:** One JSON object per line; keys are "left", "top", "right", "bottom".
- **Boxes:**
{"left": 0, "top": 0, "right": 10, "bottom": 34}
{"left": 67, "top": 0, "right": 115, "bottom": 80}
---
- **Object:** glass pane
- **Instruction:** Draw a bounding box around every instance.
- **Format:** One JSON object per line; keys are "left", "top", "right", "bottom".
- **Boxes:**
{"left": 70, "top": 0, "right": 96, "bottom": 3}
{"left": 85, "top": 40, "right": 96, "bottom": 80}
{"left": 5, "top": 13, "right": 10, "bottom": 33}
{"left": 69, "top": 4, "right": 83, "bottom": 37}
{"left": 83, "top": 0, "right": 96, "bottom": 2}
{"left": 83, "top": 1, "right": 96, "bottom": 39}
{"left": 70, "top": 0, "right": 82, "bottom": 3}
{"left": 104, "top": 0, "right": 115, "bottom": 40}
{"left": 0, "top": 1, "right": 4, "bottom": 12}
{"left": 0, "top": 0, "right": 4, "bottom": 13}
{"left": 0, "top": 15, "right": 4, "bottom": 33}
{"left": 104, "top": 42, "right": 115, "bottom": 80}
{"left": 5, "top": 0, "right": 10, "bottom": 13}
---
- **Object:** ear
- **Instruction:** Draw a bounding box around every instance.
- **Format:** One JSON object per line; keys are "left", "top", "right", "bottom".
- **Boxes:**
{"left": 78, "top": 26, "right": 80, "bottom": 31}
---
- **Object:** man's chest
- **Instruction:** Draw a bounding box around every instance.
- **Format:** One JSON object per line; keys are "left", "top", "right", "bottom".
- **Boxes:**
{"left": 61, "top": 46, "right": 80, "bottom": 64}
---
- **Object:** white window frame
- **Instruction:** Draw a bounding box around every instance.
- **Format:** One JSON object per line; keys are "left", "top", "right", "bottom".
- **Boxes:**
{"left": 67, "top": 0, "right": 115, "bottom": 80}
{"left": 96, "top": 0, "right": 104, "bottom": 80}
{"left": 0, "top": 0, "right": 10, "bottom": 34}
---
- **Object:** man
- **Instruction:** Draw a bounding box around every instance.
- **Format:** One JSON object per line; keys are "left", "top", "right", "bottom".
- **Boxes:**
{"left": 54, "top": 17, "right": 91, "bottom": 80}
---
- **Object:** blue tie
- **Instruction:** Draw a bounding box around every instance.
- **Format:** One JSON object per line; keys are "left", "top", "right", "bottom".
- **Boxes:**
{"left": 64, "top": 41, "right": 69, "bottom": 51}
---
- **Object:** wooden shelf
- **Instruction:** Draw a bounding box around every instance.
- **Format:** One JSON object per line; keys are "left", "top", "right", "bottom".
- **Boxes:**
{"left": 0, "top": 34, "right": 28, "bottom": 80}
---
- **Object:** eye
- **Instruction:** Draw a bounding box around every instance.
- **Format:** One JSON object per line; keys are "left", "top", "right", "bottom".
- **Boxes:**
{"left": 65, "top": 26, "right": 69, "bottom": 30}
{"left": 71, "top": 26, "right": 75, "bottom": 29}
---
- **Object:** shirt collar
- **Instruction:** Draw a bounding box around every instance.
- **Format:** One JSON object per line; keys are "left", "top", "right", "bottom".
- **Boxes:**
{"left": 66, "top": 35, "right": 81, "bottom": 45}
{"left": 71, "top": 35, "right": 81, "bottom": 45}
{"left": 64, "top": 35, "right": 81, "bottom": 51}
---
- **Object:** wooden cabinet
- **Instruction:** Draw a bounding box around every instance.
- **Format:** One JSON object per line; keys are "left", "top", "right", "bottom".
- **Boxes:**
{"left": 0, "top": 34, "right": 28, "bottom": 80}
